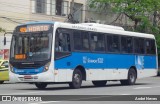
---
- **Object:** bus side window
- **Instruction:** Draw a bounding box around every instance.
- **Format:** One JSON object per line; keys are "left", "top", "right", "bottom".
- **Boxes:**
{"left": 73, "top": 31, "right": 89, "bottom": 51}
{"left": 121, "top": 36, "right": 133, "bottom": 53}
{"left": 90, "top": 33, "right": 105, "bottom": 52}
{"left": 55, "top": 30, "right": 71, "bottom": 52}
{"left": 73, "top": 30, "right": 82, "bottom": 50}
{"left": 134, "top": 38, "right": 145, "bottom": 54}
{"left": 82, "top": 32, "right": 89, "bottom": 51}
{"left": 150, "top": 40, "right": 156, "bottom": 54}
{"left": 107, "top": 35, "right": 120, "bottom": 52}
{"left": 145, "top": 39, "right": 156, "bottom": 55}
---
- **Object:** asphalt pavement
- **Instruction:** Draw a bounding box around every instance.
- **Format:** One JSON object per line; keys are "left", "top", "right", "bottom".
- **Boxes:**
{"left": 0, "top": 76, "right": 160, "bottom": 104}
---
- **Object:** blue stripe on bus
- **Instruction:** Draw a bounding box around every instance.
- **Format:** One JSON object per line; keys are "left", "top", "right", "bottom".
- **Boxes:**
{"left": 54, "top": 52, "right": 157, "bottom": 69}
{"left": 13, "top": 52, "right": 157, "bottom": 75}
{"left": 13, "top": 67, "right": 44, "bottom": 75}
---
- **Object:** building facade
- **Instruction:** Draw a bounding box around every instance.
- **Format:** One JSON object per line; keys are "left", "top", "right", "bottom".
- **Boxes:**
{"left": 0, "top": 0, "right": 86, "bottom": 32}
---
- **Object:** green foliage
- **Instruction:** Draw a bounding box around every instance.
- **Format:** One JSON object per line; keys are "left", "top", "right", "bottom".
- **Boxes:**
{"left": 0, "top": 27, "right": 5, "bottom": 33}
{"left": 90, "top": 0, "right": 160, "bottom": 33}
{"left": 90, "top": 0, "right": 160, "bottom": 61}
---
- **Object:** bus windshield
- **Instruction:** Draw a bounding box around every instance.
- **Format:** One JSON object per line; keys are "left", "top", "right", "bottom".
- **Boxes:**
{"left": 10, "top": 32, "right": 52, "bottom": 62}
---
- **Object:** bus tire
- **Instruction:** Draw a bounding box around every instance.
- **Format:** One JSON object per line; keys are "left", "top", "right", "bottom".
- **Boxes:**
{"left": 120, "top": 68, "right": 137, "bottom": 85}
{"left": 35, "top": 83, "right": 48, "bottom": 89}
{"left": 69, "top": 69, "right": 82, "bottom": 89}
{"left": 92, "top": 81, "right": 107, "bottom": 87}
{"left": 0, "top": 81, "right": 4, "bottom": 84}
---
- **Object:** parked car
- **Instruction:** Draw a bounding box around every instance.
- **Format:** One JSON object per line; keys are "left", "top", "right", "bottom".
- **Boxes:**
{"left": 0, "top": 60, "right": 9, "bottom": 84}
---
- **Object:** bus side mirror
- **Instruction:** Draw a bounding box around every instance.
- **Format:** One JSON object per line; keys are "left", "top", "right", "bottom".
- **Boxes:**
{"left": 4, "top": 37, "right": 6, "bottom": 45}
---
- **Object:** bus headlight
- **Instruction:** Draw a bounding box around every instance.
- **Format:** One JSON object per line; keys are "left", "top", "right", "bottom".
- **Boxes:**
{"left": 43, "top": 62, "right": 50, "bottom": 72}
{"left": 9, "top": 64, "right": 14, "bottom": 73}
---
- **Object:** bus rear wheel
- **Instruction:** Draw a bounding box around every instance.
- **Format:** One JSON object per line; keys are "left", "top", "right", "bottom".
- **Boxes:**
{"left": 92, "top": 81, "right": 107, "bottom": 87}
{"left": 35, "top": 83, "right": 48, "bottom": 89}
{"left": 120, "top": 68, "right": 137, "bottom": 85}
{"left": 69, "top": 69, "right": 82, "bottom": 89}
{"left": 0, "top": 81, "right": 4, "bottom": 84}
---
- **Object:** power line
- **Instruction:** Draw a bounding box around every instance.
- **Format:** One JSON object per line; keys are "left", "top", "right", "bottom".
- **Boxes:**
{"left": 0, "top": 0, "right": 99, "bottom": 12}
{"left": 0, "top": 17, "right": 23, "bottom": 24}
{"left": 0, "top": 0, "right": 120, "bottom": 24}
{"left": 0, "top": 15, "right": 38, "bottom": 21}
{"left": 0, "top": 0, "right": 113, "bottom": 16}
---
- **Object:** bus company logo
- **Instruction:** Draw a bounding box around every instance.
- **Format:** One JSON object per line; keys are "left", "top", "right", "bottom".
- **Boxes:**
{"left": 136, "top": 56, "right": 144, "bottom": 69}
{"left": 83, "top": 56, "right": 104, "bottom": 64}
{"left": 2, "top": 96, "right": 11, "bottom": 101}
{"left": 83, "top": 56, "right": 88, "bottom": 63}
{"left": 2, "top": 96, "right": 42, "bottom": 102}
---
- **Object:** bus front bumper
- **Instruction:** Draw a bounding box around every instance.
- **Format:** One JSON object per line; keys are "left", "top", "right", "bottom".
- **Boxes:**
{"left": 9, "top": 71, "right": 54, "bottom": 83}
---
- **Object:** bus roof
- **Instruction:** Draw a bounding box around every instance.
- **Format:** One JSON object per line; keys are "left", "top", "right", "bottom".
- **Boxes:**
{"left": 17, "top": 21, "right": 155, "bottom": 39}
{"left": 18, "top": 21, "right": 55, "bottom": 26}
{"left": 55, "top": 22, "right": 155, "bottom": 39}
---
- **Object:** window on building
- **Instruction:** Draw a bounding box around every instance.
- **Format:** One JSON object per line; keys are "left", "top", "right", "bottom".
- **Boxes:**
{"left": 51, "top": 0, "right": 68, "bottom": 16}
{"left": 121, "top": 36, "right": 133, "bottom": 53}
{"left": 36, "top": 0, "right": 46, "bottom": 14}
{"left": 107, "top": 35, "right": 120, "bottom": 52}
{"left": 62, "top": 1, "right": 69, "bottom": 16}
{"left": 145, "top": 39, "right": 156, "bottom": 55}
{"left": 73, "top": 31, "right": 89, "bottom": 51}
{"left": 32, "top": 0, "right": 69, "bottom": 16}
{"left": 73, "top": 3, "right": 83, "bottom": 23}
{"left": 134, "top": 38, "right": 145, "bottom": 54}
{"left": 56, "top": 0, "right": 62, "bottom": 15}
{"left": 90, "top": 33, "right": 105, "bottom": 52}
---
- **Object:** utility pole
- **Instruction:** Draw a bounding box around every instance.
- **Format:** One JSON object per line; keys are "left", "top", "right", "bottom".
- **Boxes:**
{"left": 68, "top": 0, "right": 74, "bottom": 23}
{"left": 70, "top": 0, "right": 74, "bottom": 15}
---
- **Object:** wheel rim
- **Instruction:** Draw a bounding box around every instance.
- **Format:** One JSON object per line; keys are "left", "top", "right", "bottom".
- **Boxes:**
{"left": 74, "top": 74, "right": 81, "bottom": 85}
{"left": 130, "top": 73, "right": 135, "bottom": 83}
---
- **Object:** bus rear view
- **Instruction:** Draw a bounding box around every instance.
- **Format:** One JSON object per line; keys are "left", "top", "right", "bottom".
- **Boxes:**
{"left": 9, "top": 22, "right": 54, "bottom": 88}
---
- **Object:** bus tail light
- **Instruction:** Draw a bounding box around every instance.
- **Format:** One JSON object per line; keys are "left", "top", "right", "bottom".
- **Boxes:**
{"left": 43, "top": 62, "right": 50, "bottom": 72}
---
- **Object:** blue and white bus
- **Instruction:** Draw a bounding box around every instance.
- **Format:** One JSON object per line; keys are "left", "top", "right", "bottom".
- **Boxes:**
{"left": 9, "top": 21, "right": 158, "bottom": 89}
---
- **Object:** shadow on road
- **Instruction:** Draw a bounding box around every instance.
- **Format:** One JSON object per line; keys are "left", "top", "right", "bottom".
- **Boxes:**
{"left": 15, "top": 82, "right": 151, "bottom": 91}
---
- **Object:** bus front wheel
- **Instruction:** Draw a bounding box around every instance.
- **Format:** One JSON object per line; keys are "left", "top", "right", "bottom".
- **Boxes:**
{"left": 35, "top": 83, "right": 48, "bottom": 89}
{"left": 120, "top": 68, "right": 137, "bottom": 85}
{"left": 69, "top": 69, "right": 82, "bottom": 89}
{"left": 92, "top": 81, "right": 107, "bottom": 87}
{"left": 0, "top": 81, "right": 4, "bottom": 84}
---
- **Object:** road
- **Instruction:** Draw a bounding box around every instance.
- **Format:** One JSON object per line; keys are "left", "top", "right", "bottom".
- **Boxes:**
{"left": 0, "top": 76, "right": 160, "bottom": 104}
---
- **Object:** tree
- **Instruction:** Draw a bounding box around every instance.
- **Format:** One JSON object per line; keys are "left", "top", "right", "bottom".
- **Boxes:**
{"left": 90, "top": 0, "right": 160, "bottom": 65}
{"left": 90, "top": 0, "right": 160, "bottom": 33}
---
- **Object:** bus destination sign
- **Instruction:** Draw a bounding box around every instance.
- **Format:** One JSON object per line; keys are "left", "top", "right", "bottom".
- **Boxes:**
{"left": 19, "top": 25, "right": 50, "bottom": 33}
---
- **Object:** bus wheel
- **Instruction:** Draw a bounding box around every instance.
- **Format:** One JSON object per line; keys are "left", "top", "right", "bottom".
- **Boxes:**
{"left": 69, "top": 69, "right": 82, "bottom": 89}
{"left": 35, "top": 83, "right": 48, "bottom": 89}
{"left": 120, "top": 68, "right": 137, "bottom": 85}
{"left": 92, "top": 81, "right": 107, "bottom": 87}
{"left": 0, "top": 81, "right": 4, "bottom": 84}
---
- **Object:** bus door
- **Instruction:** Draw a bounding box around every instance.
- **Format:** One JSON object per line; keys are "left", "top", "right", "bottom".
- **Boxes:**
{"left": 54, "top": 28, "right": 72, "bottom": 81}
